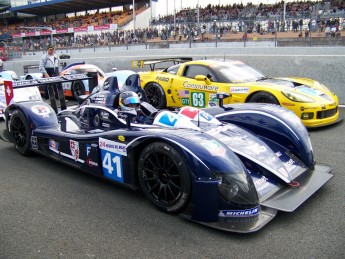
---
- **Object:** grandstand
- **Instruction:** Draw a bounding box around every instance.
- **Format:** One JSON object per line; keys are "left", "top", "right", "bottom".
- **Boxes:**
{"left": 0, "top": 0, "right": 344, "bottom": 58}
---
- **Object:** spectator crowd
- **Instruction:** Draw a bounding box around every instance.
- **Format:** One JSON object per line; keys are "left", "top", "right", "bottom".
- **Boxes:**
{"left": 0, "top": 0, "right": 344, "bottom": 55}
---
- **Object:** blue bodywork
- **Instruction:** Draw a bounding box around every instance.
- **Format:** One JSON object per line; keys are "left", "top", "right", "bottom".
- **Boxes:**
{"left": 2, "top": 74, "right": 333, "bottom": 233}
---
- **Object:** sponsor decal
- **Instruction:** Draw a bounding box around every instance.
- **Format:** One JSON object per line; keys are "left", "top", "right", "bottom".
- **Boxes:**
{"left": 62, "top": 74, "right": 88, "bottom": 80}
{"left": 86, "top": 144, "right": 91, "bottom": 156}
{"left": 31, "top": 136, "right": 38, "bottom": 150}
{"left": 209, "top": 94, "right": 218, "bottom": 103}
{"left": 178, "top": 90, "right": 190, "bottom": 98}
{"left": 230, "top": 87, "right": 249, "bottom": 93}
{"left": 182, "top": 81, "right": 218, "bottom": 92}
{"left": 300, "top": 106, "right": 318, "bottom": 111}
{"left": 49, "top": 139, "right": 59, "bottom": 152}
{"left": 118, "top": 135, "right": 125, "bottom": 142}
{"left": 219, "top": 207, "right": 259, "bottom": 217}
{"left": 102, "top": 122, "right": 110, "bottom": 128}
{"left": 284, "top": 158, "right": 296, "bottom": 171}
{"left": 99, "top": 137, "right": 125, "bottom": 183}
{"left": 31, "top": 105, "right": 50, "bottom": 116}
{"left": 181, "top": 97, "right": 190, "bottom": 105}
{"left": 200, "top": 139, "right": 226, "bottom": 157}
{"left": 70, "top": 140, "right": 79, "bottom": 161}
{"left": 254, "top": 176, "right": 270, "bottom": 192}
{"left": 156, "top": 76, "right": 169, "bottom": 82}
{"left": 179, "top": 106, "right": 199, "bottom": 119}
{"left": 99, "top": 138, "right": 127, "bottom": 156}
{"left": 93, "top": 114, "right": 100, "bottom": 127}
{"left": 37, "top": 77, "right": 65, "bottom": 84}
{"left": 158, "top": 112, "right": 180, "bottom": 127}
{"left": 86, "top": 158, "right": 98, "bottom": 167}
{"left": 100, "top": 111, "right": 109, "bottom": 120}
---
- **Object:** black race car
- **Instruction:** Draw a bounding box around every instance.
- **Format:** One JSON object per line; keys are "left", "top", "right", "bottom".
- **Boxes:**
{"left": 1, "top": 72, "right": 333, "bottom": 233}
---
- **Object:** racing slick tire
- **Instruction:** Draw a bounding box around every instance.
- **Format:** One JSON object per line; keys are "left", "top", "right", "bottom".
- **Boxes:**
{"left": 72, "top": 80, "right": 85, "bottom": 100}
{"left": 138, "top": 142, "right": 191, "bottom": 214}
{"left": 144, "top": 83, "right": 166, "bottom": 109}
{"left": 8, "top": 109, "right": 32, "bottom": 156}
{"left": 248, "top": 91, "right": 280, "bottom": 105}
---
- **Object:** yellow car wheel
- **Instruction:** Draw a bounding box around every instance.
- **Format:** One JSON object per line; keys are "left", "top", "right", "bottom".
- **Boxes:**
{"left": 145, "top": 83, "right": 167, "bottom": 109}
{"left": 248, "top": 92, "right": 280, "bottom": 105}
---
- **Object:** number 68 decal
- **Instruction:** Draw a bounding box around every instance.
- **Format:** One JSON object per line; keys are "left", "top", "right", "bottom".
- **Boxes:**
{"left": 101, "top": 150, "right": 124, "bottom": 183}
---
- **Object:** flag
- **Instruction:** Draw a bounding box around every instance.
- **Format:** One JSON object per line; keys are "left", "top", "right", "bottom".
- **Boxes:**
{"left": 4, "top": 80, "right": 14, "bottom": 106}
{"left": 178, "top": 90, "right": 189, "bottom": 98}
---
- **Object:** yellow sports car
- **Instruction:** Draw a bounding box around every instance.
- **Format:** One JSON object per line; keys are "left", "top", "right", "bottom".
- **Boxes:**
{"left": 134, "top": 58, "right": 341, "bottom": 128}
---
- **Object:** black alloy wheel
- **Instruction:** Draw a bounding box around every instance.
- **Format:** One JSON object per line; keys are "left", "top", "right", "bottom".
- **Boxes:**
{"left": 138, "top": 142, "right": 191, "bottom": 214}
{"left": 9, "top": 109, "right": 32, "bottom": 156}
{"left": 144, "top": 83, "right": 166, "bottom": 109}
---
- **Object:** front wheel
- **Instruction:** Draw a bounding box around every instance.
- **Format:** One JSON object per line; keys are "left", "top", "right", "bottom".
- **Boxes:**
{"left": 72, "top": 80, "right": 85, "bottom": 100}
{"left": 144, "top": 83, "right": 166, "bottom": 109}
{"left": 8, "top": 109, "right": 32, "bottom": 156}
{"left": 138, "top": 142, "right": 191, "bottom": 214}
{"left": 248, "top": 92, "right": 280, "bottom": 105}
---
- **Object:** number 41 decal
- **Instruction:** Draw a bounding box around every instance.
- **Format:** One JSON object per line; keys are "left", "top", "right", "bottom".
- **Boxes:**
{"left": 101, "top": 150, "right": 124, "bottom": 183}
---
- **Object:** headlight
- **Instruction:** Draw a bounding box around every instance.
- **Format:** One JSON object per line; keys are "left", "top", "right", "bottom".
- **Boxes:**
{"left": 282, "top": 90, "right": 315, "bottom": 103}
{"left": 215, "top": 172, "right": 258, "bottom": 205}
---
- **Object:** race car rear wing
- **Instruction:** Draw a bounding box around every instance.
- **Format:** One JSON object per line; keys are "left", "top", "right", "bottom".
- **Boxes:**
{"left": 4, "top": 72, "right": 98, "bottom": 113}
{"left": 131, "top": 57, "right": 192, "bottom": 71}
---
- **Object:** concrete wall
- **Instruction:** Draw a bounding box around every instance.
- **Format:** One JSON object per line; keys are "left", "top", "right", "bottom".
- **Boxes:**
{"left": 3, "top": 46, "right": 345, "bottom": 104}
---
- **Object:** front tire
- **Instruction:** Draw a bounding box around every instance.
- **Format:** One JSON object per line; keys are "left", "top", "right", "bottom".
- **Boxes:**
{"left": 138, "top": 142, "right": 191, "bottom": 214}
{"left": 248, "top": 92, "right": 279, "bottom": 105}
{"left": 144, "top": 83, "right": 166, "bottom": 109}
{"left": 8, "top": 109, "right": 32, "bottom": 156}
{"left": 72, "top": 80, "right": 85, "bottom": 100}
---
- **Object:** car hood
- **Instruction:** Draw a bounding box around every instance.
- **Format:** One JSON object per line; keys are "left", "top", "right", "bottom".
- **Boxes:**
{"left": 244, "top": 77, "right": 337, "bottom": 103}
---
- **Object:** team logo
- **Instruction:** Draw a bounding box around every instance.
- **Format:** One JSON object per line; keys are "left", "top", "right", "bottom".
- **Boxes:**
{"left": 31, "top": 105, "right": 50, "bottom": 116}
{"left": 70, "top": 140, "right": 79, "bottom": 161}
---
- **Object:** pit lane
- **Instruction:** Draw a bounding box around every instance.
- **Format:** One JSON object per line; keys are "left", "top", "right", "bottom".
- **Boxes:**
{"left": 0, "top": 107, "right": 344, "bottom": 258}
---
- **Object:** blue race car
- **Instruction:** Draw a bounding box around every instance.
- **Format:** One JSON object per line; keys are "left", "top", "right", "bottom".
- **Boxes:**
{"left": 1, "top": 73, "right": 332, "bottom": 233}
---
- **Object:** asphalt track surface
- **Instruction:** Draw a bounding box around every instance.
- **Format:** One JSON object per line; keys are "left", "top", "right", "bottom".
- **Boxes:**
{"left": 0, "top": 106, "right": 344, "bottom": 259}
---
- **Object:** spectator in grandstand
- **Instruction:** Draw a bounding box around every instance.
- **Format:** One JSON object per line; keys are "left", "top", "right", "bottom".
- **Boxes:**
{"left": 39, "top": 44, "right": 60, "bottom": 99}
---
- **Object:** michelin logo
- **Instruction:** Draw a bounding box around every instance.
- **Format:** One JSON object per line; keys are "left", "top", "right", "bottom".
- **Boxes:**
{"left": 219, "top": 207, "right": 259, "bottom": 217}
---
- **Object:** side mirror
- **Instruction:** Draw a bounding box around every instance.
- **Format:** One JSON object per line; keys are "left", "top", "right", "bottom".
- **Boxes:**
{"left": 195, "top": 75, "right": 211, "bottom": 84}
{"left": 217, "top": 92, "right": 231, "bottom": 109}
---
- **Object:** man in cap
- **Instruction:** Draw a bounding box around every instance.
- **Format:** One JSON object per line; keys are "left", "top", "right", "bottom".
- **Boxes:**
{"left": 39, "top": 44, "right": 60, "bottom": 99}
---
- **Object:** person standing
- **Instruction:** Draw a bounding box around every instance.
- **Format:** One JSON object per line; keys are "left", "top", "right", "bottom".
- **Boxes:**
{"left": 39, "top": 44, "right": 60, "bottom": 99}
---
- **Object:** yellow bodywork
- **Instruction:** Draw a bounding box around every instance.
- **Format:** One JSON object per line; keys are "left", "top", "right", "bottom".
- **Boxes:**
{"left": 138, "top": 59, "right": 339, "bottom": 128}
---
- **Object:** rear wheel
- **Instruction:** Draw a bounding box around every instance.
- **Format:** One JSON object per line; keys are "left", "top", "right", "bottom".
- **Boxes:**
{"left": 144, "top": 83, "right": 166, "bottom": 109}
{"left": 72, "top": 80, "right": 85, "bottom": 100}
{"left": 8, "top": 109, "right": 32, "bottom": 156}
{"left": 248, "top": 92, "right": 279, "bottom": 105}
{"left": 138, "top": 142, "right": 191, "bottom": 214}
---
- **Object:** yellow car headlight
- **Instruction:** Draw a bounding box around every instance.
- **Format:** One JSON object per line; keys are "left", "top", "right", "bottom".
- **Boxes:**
{"left": 282, "top": 90, "right": 315, "bottom": 103}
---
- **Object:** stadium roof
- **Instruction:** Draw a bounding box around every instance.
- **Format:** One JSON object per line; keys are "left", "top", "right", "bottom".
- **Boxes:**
{"left": 9, "top": 0, "right": 134, "bottom": 16}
